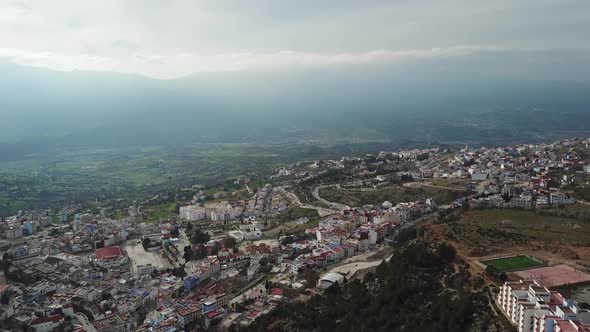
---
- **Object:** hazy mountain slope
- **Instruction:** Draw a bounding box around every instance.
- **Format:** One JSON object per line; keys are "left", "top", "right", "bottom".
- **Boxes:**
{"left": 0, "top": 61, "right": 589, "bottom": 160}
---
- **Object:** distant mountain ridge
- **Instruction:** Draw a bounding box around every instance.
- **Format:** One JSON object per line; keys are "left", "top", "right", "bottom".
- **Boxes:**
{"left": 1, "top": 61, "right": 589, "bottom": 160}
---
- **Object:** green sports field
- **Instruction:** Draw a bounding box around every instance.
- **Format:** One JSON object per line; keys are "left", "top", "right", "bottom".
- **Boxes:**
{"left": 481, "top": 255, "right": 544, "bottom": 272}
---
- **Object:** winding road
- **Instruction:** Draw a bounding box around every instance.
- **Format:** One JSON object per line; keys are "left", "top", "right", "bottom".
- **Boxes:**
{"left": 277, "top": 186, "right": 340, "bottom": 217}
{"left": 312, "top": 184, "right": 351, "bottom": 211}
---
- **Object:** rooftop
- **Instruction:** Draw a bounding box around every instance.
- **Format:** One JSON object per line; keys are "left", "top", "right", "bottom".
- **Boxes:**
{"left": 95, "top": 246, "right": 123, "bottom": 260}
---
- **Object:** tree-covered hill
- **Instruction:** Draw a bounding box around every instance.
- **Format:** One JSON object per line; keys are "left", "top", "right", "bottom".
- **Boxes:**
{"left": 245, "top": 239, "right": 507, "bottom": 332}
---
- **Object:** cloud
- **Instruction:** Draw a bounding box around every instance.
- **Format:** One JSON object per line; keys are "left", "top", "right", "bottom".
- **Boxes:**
{"left": 0, "top": 45, "right": 507, "bottom": 79}
{"left": 0, "top": 1, "right": 588, "bottom": 80}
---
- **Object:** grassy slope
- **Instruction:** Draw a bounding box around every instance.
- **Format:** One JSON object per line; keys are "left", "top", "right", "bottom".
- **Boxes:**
{"left": 319, "top": 185, "right": 465, "bottom": 207}
{"left": 443, "top": 209, "right": 590, "bottom": 249}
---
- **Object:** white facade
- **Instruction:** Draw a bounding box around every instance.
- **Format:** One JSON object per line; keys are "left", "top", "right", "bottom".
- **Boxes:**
{"left": 471, "top": 172, "right": 488, "bottom": 181}
{"left": 137, "top": 264, "right": 155, "bottom": 276}
{"left": 550, "top": 192, "right": 573, "bottom": 206}
{"left": 497, "top": 280, "right": 590, "bottom": 332}
{"left": 318, "top": 272, "right": 344, "bottom": 289}
{"left": 179, "top": 205, "right": 207, "bottom": 221}
{"left": 95, "top": 256, "right": 128, "bottom": 268}
{"left": 368, "top": 230, "right": 378, "bottom": 244}
{"left": 31, "top": 317, "right": 63, "bottom": 332}
{"left": 512, "top": 195, "right": 533, "bottom": 209}
{"left": 5, "top": 226, "right": 23, "bottom": 239}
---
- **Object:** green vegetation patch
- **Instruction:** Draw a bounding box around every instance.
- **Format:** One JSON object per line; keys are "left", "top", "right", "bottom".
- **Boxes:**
{"left": 481, "top": 255, "right": 543, "bottom": 272}
{"left": 144, "top": 202, "right": 180, "bottom": 223}
{"left": 281, "top": 206, "right": 319, "bottom": 220}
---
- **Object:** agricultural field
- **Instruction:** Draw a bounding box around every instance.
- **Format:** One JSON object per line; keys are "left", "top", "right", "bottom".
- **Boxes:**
{"left": 481, "top": 255, "right": 544, "bottom": 272}
{"left": 0, "top": 141, "right": 415, "bottom": 217}
{"left": 318, "top": 185, "right": 465, "bottom": 207}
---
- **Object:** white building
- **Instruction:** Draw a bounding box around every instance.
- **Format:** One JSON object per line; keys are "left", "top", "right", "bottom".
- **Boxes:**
{"left": 30, "top": 315, "right": 64, "bottom": 332}
{"left": 179, "top": 205, "right": 207, "bottom": 221}
{"left": 512, "top": 195, "right": 533, "bottom": 209}
{"left": 136, "top": 264, "right": 155, "bottom": 276}
{"left": 471, "top": 172, "right": 488, "bottom": 181}
{"left": 536, "top": 195, "right": 549, "bottom": 207}
{"left": 318, "top": 272, "right": 344, "bottom": 289}
{"left": 95, "top": 246, "right": 128, "bottom": 268}
{"left": 550, "top": 191, "right": 573, "bottom": 206}
{"left": 5, "top": 226, "right": 23, "bottom": 239}
{"left": 368, "top": 229, "right": 378, "bottom": 244}
{"left": 497, "top": 280, "right": 590, "bottom": 332}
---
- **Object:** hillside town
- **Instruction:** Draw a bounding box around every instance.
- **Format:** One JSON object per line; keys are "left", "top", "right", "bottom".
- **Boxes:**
{"left": 1, "top": 137, "right": 590, "bottom": 331}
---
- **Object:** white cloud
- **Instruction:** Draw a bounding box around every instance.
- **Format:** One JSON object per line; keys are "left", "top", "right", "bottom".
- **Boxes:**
{"left": 0, "top": 45, "right": 507, "bottom": 79}
{"left": 0, "top": 0, "right": 588, "bottom": 79}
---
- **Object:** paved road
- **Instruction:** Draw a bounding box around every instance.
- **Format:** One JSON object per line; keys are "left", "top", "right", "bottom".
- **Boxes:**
{"left": 277, "top": 186, "right": 339, "bottom": 217}
{"left": 312, "top": 185, "right": 351, "bottom": 211}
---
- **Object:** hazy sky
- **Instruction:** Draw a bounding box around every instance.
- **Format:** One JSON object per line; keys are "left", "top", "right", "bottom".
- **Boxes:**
{"left": 0, "top": 0, "right": 589, "bottom": 79}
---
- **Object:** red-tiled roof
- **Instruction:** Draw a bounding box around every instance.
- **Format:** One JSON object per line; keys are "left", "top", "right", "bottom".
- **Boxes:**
{"left": 205, "top": 308, "right": 224, "bottom": 319}
{"left": 95, "top": 246, "right": 123, "bottom": 260}
{"left": 0, "top": 285, "right": 11, "bottom": 294}
{"left": 270, "top": 288, "right": 284, "bottom": 296}
{"left": 248, "top": 310, "right": 260, "bottom": 319}
{"left": 550, "top": 292, "right": 565, "bottom": 305}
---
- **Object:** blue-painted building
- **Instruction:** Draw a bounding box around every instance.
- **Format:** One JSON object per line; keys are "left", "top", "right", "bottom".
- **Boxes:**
{"left": 202, "top": 300, "right": 218, "bottom": 314}
{"left": 184, "top": 276, "right": 200, "bottom": 291}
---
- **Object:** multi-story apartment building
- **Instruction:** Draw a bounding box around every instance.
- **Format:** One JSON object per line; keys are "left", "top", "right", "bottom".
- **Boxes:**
{"left": 497, "top": 280, "right": 590, "bottom": 332}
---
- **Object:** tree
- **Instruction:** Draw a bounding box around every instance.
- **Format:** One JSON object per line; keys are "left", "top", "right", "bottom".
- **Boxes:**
{"left": 190, "top": 229, "right": 210, "bottom": 245}
{"left": 417, "top": 152, "right": 430, "bottom": 161}
{"left": 485, "top": 265, "right": 498, "bottom": 277}
{"left": 303, "top": 269, "right": 319, "bottom": 288}
{"left": 211, "top": 241, "right": 221, "bottom": 256}
{"left": 245, "top": 243, "right": 486, "bottom": 332}
{"left": 280, "top": 236, "right": 295, "bottom": 246}
{"left": 183, "top": 245, "right": 193, "bottom": 262}
{"left": 170, "top": 226, "right": 180, "bottom": 238}
{"left": 186, "top": 222, "right": 193, "bottom": 232}
{"left": 194, "top": 244, "right": 207, "bottom": 260}
{"left": 259, "top": 257, "right": 269, "bottom": 267}
{"left": 223, "top": 237, "right": 237, "bottom": 249}
{"left": 0, "top": 292, "right": 9, "bottom": 305}
{"left": 394, "top": 227, "right": 417, "bottom": 247}
{"left": 142, "top": 237, "right": 151, "bottom": 251}
{"left": 173, "top": 266, "right": 187, "bottom": 279}
{"left": 437, "top": 242, "right": 457, "bottom": 262}
{"left": 499, "top": 272, "right": 508, "bottom": 282}
{"left": 1, "top": 253, "right": 11, "bottom": 276}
